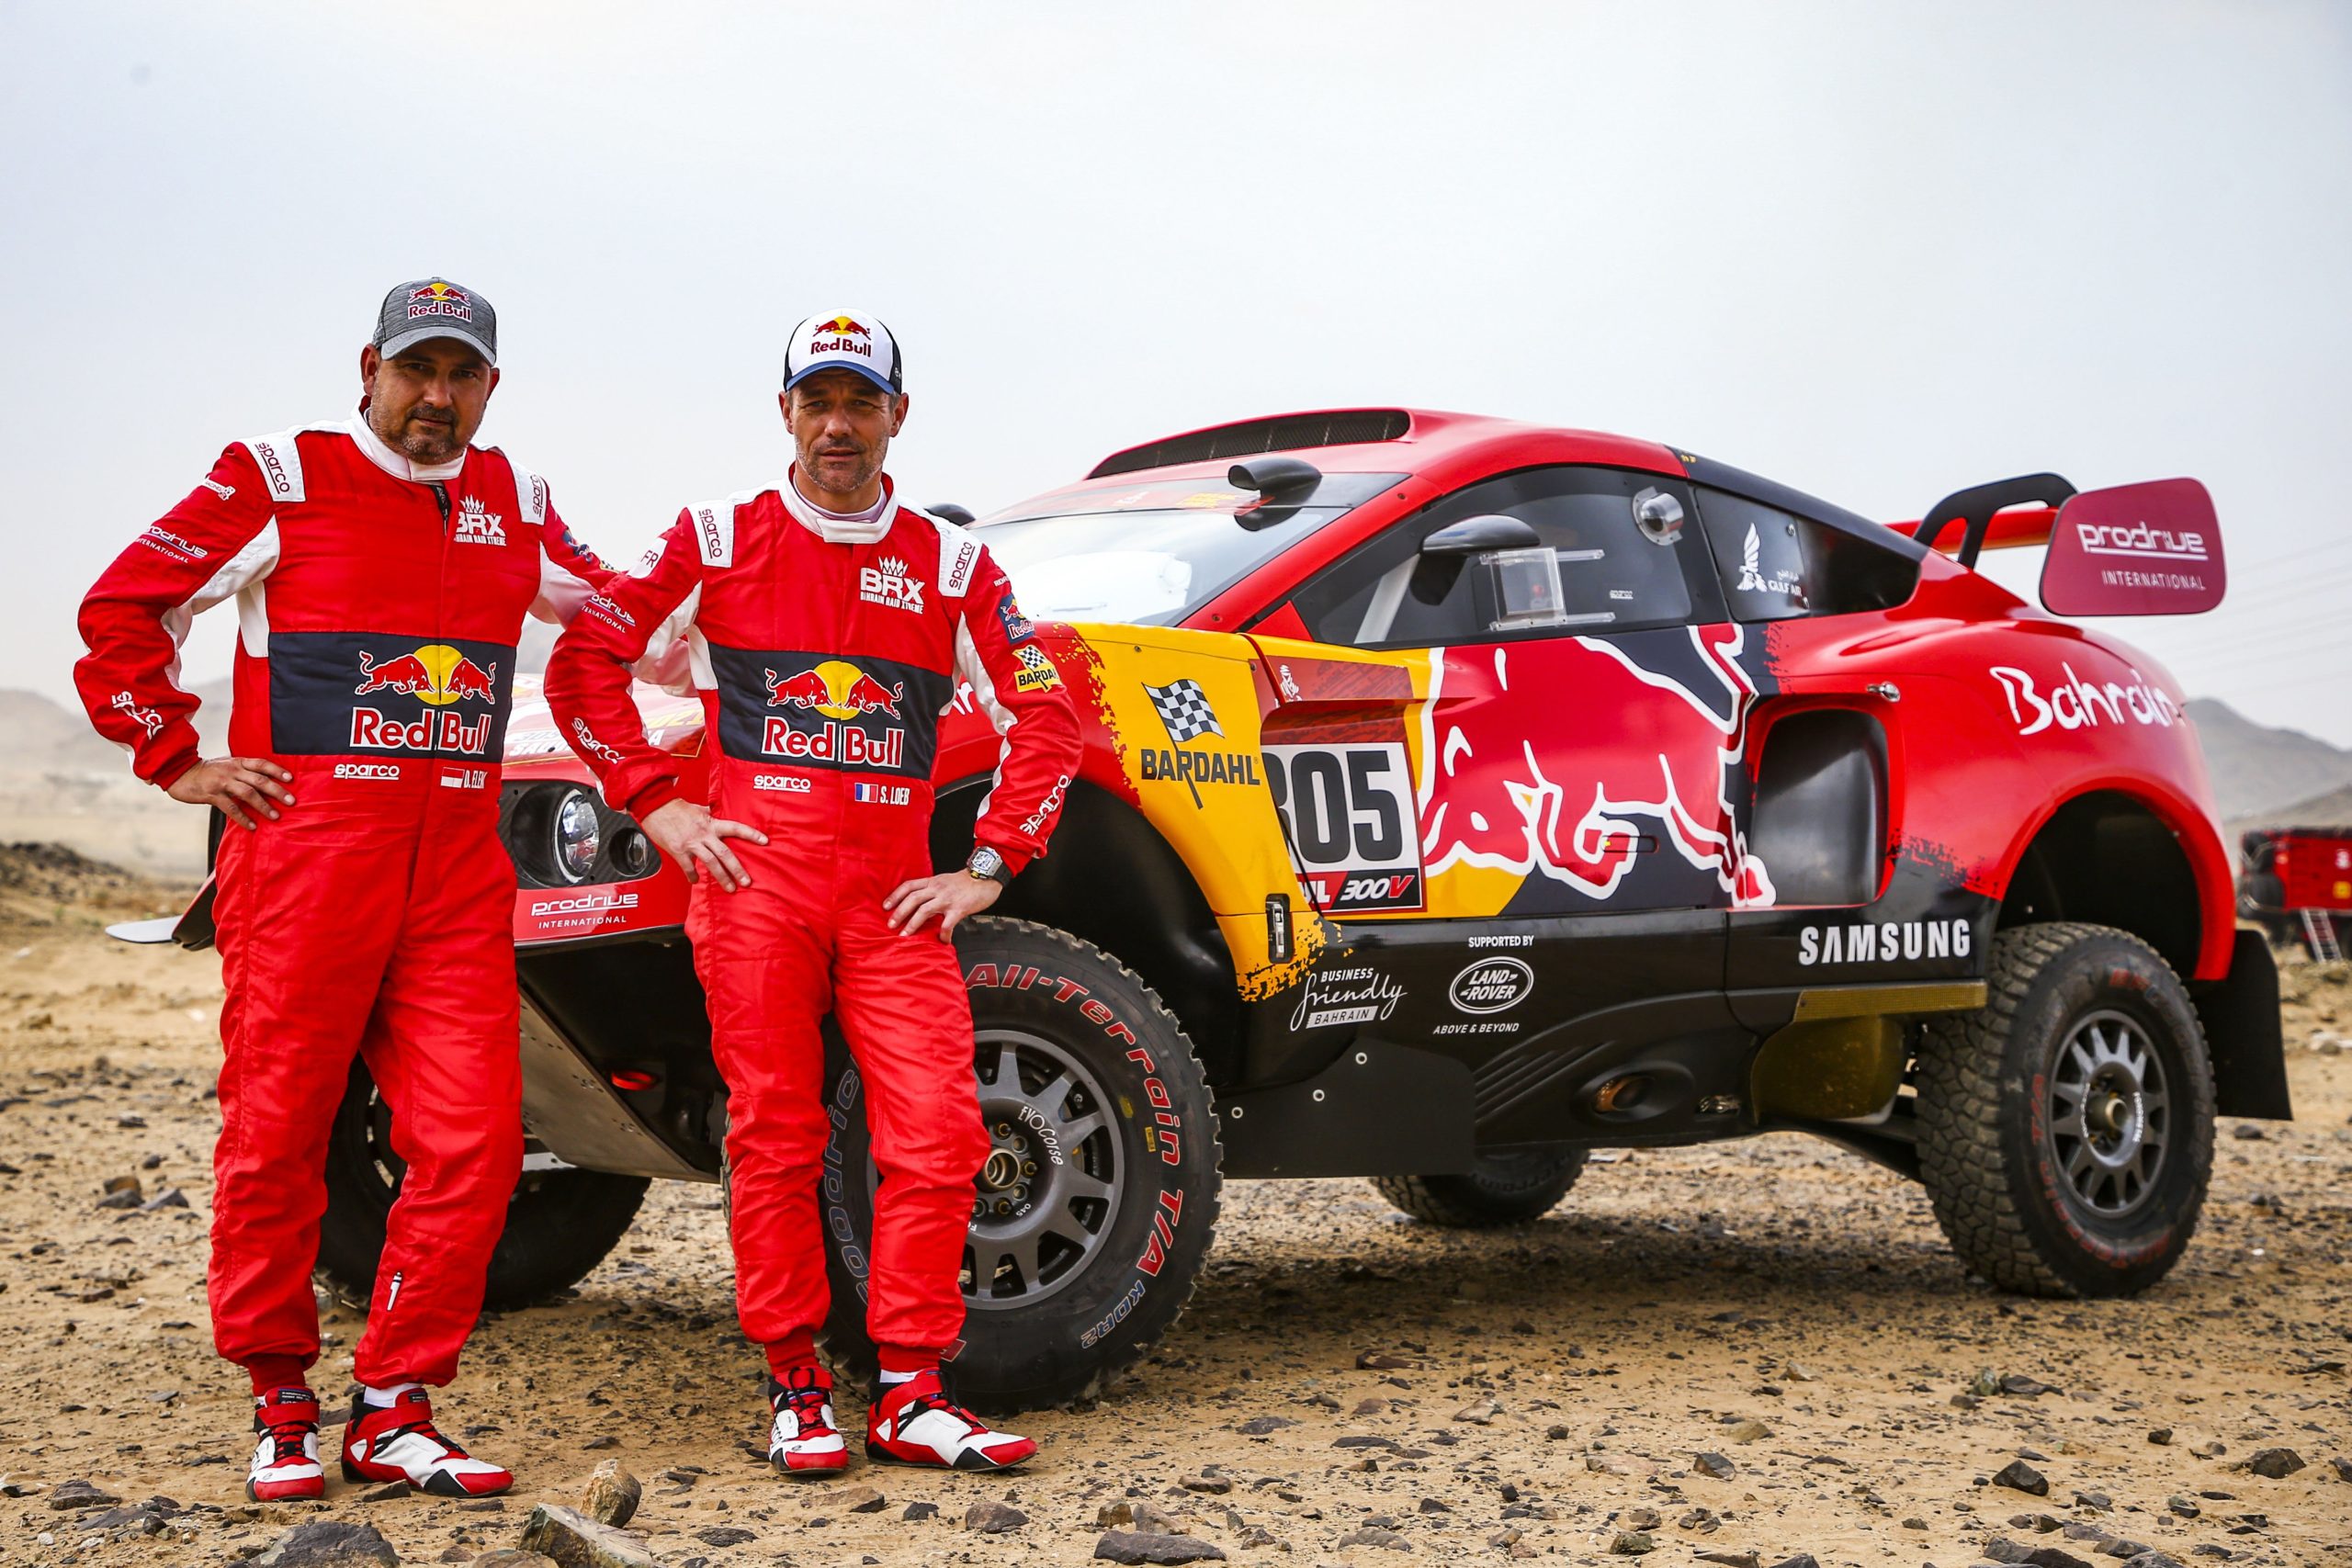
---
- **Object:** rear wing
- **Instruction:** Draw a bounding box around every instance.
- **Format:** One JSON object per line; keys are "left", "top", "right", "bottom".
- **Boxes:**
{"left": 1887, "top": 474, "right": 2223, "bottom": 615}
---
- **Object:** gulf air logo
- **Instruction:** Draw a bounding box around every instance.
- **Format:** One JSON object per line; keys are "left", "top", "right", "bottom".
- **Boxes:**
{"left": 355, "top": 645, "right": 498, "bottom": 705}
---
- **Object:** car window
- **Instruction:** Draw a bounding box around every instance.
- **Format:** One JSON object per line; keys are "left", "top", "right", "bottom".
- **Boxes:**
{"left": 1696, "top": 486, "right": 1922, "bottom": 623}
{"left": 1289, "top": 467, "right": 1714, "bottom": 648}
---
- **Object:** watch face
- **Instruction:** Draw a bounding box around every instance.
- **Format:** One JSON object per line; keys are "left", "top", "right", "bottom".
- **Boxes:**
{"left": 970, "top": 848, "right": 1004, "bottom": 879}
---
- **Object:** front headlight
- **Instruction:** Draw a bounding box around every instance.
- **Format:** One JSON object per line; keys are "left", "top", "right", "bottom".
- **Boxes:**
{"left": 552, "top": 788, "right": 602, "bottom": 884}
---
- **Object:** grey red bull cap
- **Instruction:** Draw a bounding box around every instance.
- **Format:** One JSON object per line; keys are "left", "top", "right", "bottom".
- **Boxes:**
{"left": 785, "top": 310, "right": 901, "bottom": 396}
{"left": 373, "top": 277, "right": 497, "bottom": 366}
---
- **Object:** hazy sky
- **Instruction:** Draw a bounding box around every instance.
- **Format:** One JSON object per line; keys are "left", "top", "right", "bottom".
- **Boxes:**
{"left": 6, "top": 3, "right": 2349, "bottom": 742}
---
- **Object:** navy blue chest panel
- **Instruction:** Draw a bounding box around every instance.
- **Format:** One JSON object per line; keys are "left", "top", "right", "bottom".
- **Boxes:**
{"left": 705, "top": 644, "right": 954, "bottom": 778}
{"left": 269, "top": 631, "right": 516, "bottom": 760}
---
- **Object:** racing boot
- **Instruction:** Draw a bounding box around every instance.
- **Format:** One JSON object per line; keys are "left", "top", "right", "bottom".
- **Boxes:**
{"left": 765, "top": 1367, "right": 849, "bottom": 1476}
{"left": 339, "top": 1388, "right": 513, "bottom": 1496}
{"left": 864, "top": 1369, "right": 1036, "bottom": 1472}
{"left": 246, "top": 1387, "right": 324, "bottom": 1501}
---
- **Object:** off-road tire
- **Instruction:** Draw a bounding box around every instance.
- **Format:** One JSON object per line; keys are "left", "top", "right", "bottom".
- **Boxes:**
{"left": 1915, "top": 921, "right": 2215, "bottom": 1298}
{"left": 317, "top": 1059, "right": 650, "bottom": 1311}
{"left": 814, "top": 918, "right": 1221, "bottom": 1412}
{"left": 1371, "top": 1148, "right": 1588, "bottom": 1227}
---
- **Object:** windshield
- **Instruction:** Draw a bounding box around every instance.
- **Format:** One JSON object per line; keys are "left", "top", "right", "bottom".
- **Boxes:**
{"left": 977, "top": 472, "right": 1403, "bottom": 625}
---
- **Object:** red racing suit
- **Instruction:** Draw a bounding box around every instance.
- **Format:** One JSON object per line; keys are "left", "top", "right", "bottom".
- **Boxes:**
{"left": 74, "top": 415, "right": 611, "bottom": 1389}
{"left": 544, "top": 473, "right": 1081, "bottom": 1371}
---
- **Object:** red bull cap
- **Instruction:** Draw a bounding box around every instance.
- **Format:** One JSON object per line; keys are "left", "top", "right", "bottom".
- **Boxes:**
{"left": 373, "top": 276, "right": 498, "bottom": 366}
{"left": 784, "top": 310, "right": 901, "bottom": 396}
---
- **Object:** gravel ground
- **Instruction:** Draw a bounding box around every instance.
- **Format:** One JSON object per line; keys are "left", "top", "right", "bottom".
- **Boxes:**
{"left": 1, "top": 844, "right": 2346, "bottom": 1567}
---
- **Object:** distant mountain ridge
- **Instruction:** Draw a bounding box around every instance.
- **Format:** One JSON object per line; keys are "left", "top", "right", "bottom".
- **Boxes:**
{"left": 2187, "top": 698, "right": 2352, "bottom": 821}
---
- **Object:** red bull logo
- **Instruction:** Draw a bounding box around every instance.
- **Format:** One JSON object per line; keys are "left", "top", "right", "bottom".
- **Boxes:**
{"left": 406, "top": 281, "right": 472, "bottom": 321}
{"left": 759, "top": 660, "right": 907, "bottom": 768}
{"left": 820, "top": 314, "right": 870, "bottom": 339}
{"left": 1415, "top": 626, "right": 1774, "bottom": 908}
{"left": 355, "top": 646, "right": 498, "bottom": 705}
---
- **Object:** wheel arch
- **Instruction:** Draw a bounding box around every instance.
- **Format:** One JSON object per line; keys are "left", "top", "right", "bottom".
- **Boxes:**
{"left": 1992, "top": 784, "right": 2232, "bottom": 982}
{"left": 930, "top": 776, "right": 1245, "bottom": 1086}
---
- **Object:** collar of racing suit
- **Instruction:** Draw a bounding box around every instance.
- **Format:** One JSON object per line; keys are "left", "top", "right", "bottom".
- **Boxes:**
{"left": 346, "top": 402, "right": 469, "bottom": 484}
{"left": 780, "top": 467, "right": 895, "bottom": 544}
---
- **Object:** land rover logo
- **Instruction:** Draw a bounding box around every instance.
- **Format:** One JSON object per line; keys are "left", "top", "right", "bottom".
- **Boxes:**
{"left": 1450, "top": 957, "right": 1532, "bottom": 1014}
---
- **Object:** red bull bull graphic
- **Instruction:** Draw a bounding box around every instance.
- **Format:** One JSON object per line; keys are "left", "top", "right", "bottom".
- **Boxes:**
{"left": 757, "top": 660, "right": 907, "bottom": 767}
{"left": 406, "top": 281, "right": 472, "bottom": 321}
{"left": 821, "top": 314, "right": 870, "bottom": 339}
{"left": 346, "top": 643, "right": 504, "bottom": 757}
{"left": 1414, "top": 625, "right": 1775, "bottom": 909}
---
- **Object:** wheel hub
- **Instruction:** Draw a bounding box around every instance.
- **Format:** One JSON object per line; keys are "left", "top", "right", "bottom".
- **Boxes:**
{"left": 2046, "top": 1010, "right": 2171, "bottom": 1218}
{"left": 899, "top": 1028, "right": 1125, "bottom": 1311}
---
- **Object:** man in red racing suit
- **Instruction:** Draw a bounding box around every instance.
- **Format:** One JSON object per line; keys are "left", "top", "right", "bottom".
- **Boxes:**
{"left": 74, "top": 278, "right": 611, "bottom": 1501}
{"left": 546, "top": 310, "right": 1080, "bottom": 1474}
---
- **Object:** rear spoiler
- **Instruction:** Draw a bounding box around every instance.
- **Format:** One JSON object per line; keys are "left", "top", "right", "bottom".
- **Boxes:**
{"left": 1885, "top": 473, "right": 2075, "bottom": 566}
{"left": 1887, "top": 472, "right": 2223, "bottom": 616}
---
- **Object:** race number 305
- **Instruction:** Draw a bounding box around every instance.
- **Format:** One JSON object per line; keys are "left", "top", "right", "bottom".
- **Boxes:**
{"left": 1262, "top": 742, "right": 1426, "bottom": 912}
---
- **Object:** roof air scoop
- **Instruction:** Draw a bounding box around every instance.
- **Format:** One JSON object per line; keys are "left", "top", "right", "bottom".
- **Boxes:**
{"left": 1228, "top": 456, "right": 1321, "bottom": 502}
{"left": 1227, "top": 457, "right": 1323, "bottom": 532}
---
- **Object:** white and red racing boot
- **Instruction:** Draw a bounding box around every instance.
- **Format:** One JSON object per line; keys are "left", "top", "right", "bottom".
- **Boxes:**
{"left": 247, "top": 1387, "right": 324, "bottom": 1501}
{"left": 339, "top": 1388, "right": 513, "bottom": 1497}
{"left": 765, "top": 1368, "right": 849, "bottom": 1476}
{"left": 864, "top": 1370, "right": 1036, "bottom": 1472}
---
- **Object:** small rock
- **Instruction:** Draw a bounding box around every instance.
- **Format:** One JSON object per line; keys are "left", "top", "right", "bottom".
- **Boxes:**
{"left": 1335, "top": 1526, "right": 1414, "bottom": 1552}
{"left": 251, "top": 1519, "right": 401, "bottom": 1567}
{"left": 1351, "top": 1398, "right": 1390, "bottom": 1416}
{"left": 582, "top": 1460, "right": 640, "bottom": 1528}
{"left": 1544, "top": 1424, "right": 1571, "bottom": 1440}
{"left": 1690, "top": 1451, "right": 1736, "bottom": 1481}
{"left": 693, "top": 1528, "right": 755, "bottom": 1547}
{"left": 1768, "top": 1558, "right": 1821, "bottom": 1568}
{"left": 1236, "top": 1416, "right": 1295, "bottom": 1436}
{"left": 97, "top": 1177, "right": 142, "bottom": 1211}
{"left": 2231, "top": 1122, "right": 2266, "bottom": 1140}
{"left": 517, "top": 1503, "right": 662, "bottom": 1568}
{"left": 1726, "top": 1418, "right": 1772, "bottom": 1443}
{"left": 2331, "top": 1455, "right": 2352, "bottom": 1483}
{"left": 2245, "top": 1448, "right": 2304, "bottom": 1479}
{"left": 141, "top": 1188, "right": 190, "bottom": 1211}
{"left": 965, "top": 1500, "right": 1027, "bottom": 1533}
{"left": 902, "top": 1502, "right": 939, "bottom": 1522}
{"left": 2119, "top": 1553, "right": 2187, "bottom": 1568}
{"left": 1609, "top": 1531, "right": 1657, "bottom": 1556}
{"left": 2147, "top": 1427, "right": 2174, "bottom": 1446}
{"left": 1354, "top": 1351, "right": 1419, "bottom": 1371}
{"left": 581, "top": 1436, "right": 618, "bottom": 1451}
{"left": 358, "top": 1480, "right": 412, "bottom": 1503}
{"left": 1452, "top": 1399, "right": 1501, "bottom": 1425}
{"left": 1695, "top": 1554, "right": 1762, "bottom": 1568}
{"left": 820, "top": 1485, "right": 888, "bottom": 1514}
{"left": 469, "top": 1555, "right": 560, "bottom": 1568}
{"left": 1994, "top": 1459, "right": 2052, "bottom": 1496}
{"left": 49, "top": 1479, "right": 119, "bottom": 1511}
{"left": 1180, "top": 1470, "right": 1231, "bottom": 1495}
{"left": 1093, "top": 1531, "right": 1228, "bottom": 1565}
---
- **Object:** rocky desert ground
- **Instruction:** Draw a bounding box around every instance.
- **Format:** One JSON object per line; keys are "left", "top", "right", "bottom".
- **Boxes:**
{"left": 0, "top": 842, "right": 2346, "bottom": 1568}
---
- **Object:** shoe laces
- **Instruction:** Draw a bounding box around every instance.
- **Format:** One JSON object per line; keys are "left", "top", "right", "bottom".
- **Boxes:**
{"left": 254, "top": 1407, "right": 315, "bottom": 1464}
{"left": 775, "top": 1375, "right": 833, "bottom": 1433}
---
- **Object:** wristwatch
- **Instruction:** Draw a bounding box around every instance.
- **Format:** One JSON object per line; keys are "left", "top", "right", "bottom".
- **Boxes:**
{"left": 965, "top": 846, "right": 1012, "bottom": 886}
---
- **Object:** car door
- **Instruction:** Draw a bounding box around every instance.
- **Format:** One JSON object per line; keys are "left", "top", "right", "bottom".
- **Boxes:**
{"left": 1278, "top": 464, "right": 1769, "bottom": 922}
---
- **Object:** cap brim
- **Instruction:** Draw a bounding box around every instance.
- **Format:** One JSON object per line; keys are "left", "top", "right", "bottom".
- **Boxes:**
{"left": 785, "top": 361, "right": 897, "bottom": 395}
{"left": 377, "top": 325, "right": 497, "bottom": 366}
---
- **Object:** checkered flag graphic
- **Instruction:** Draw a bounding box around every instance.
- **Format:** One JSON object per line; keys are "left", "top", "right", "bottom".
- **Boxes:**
{"left": 1145, "top": 679, "right": 1224, "bottom": 745}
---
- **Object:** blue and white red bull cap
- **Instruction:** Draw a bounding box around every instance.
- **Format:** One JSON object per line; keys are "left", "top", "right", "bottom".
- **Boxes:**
{"left": 373, "top": 277, "right": 497, "bottom": 366}
{"left": 785, "top": 310, "right": 902, "bottom": 396}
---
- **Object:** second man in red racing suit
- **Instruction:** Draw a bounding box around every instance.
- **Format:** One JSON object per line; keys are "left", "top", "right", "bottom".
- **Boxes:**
{"left": 546, "top": 310, "right": 1081, "bottom": 1473}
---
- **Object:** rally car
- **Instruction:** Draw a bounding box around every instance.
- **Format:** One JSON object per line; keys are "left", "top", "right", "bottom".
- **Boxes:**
{"left": 2237, "top": 826, "right": 2352, "bottom": 958}
{"left": 134, "top": 407, "right": 2288, "bottom": 1409}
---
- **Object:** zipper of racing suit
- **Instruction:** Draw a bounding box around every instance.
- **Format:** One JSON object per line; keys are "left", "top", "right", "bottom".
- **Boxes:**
{"left": 431, "top": 479, "right": 452, "bottom": 770}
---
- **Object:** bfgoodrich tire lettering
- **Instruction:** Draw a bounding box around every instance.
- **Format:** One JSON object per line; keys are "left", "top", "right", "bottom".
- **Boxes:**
{"left": 317, "top": 1060, "right": 650, "bottom": 1310}
{"left": 818, "top": 917, "right": 1221, "bottom": 1411}
{"left": 1372, "top": 1147, "right": 1587, "bottom": 1227}
{"left": 1915, "top": 921, "right": 2215, "bottom": 1298}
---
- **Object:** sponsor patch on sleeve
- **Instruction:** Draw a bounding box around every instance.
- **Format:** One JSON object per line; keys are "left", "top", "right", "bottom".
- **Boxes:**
{"left": 998, "top": 596, "right": 1035, "bottom": 645}
{"left": 1011, "top": 642, "right": 1061, "bottom": 694}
